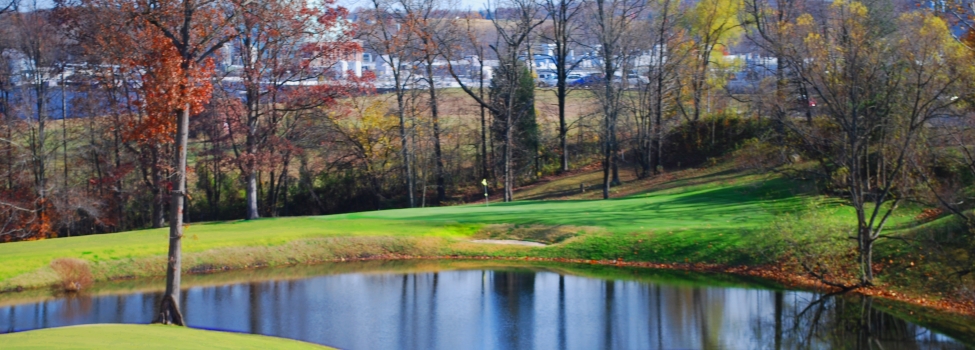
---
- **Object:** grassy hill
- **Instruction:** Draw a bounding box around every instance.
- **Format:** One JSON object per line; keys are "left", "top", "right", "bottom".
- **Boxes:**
{"left": 0, "top": 164, "right": 924, "bottom": 292}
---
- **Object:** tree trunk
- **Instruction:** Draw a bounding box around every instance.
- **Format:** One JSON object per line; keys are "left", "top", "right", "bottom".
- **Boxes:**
{"left": 151, "top": 149, "right": 164, "bottom": 228}
{"left": 554, "top": 11, "right": 570, "bottom": 174}
{"left": 156, "top": 106, "right": 189, "bottom": 326}
{"left": 35, "top": 82, "right": 47, "bottom": 219}
{"left": 396, "top": 88, "right": 414, "bottom": 208}
{"left": 503, "top": 116, "right": 513, "bottom": 202}
{"left": 859, "top": 226, "right": 874, "bottom": 285}
{"left": 558, "top": 81, "right": 569, "bottom": 173}
{"left": 244, "top": 80, "right": 260, "bottom": 219}
{"left": 427, "top": 64, "right": 445, "bottom": 205}
{"left": 603, "top": 114, "right": 611, "bottom": 199}
{"left": 611, "top": 127, "right": 621, "bottom": 186}
{"left": 61, "top": 75, "right": 69, "bottom": 191}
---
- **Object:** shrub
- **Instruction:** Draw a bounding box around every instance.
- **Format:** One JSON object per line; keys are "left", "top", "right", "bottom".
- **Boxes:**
{"left": 662, "top": 112, "right": 772, "bottom": 169}
{"left": 731, "top": 138, "right": 789, "bottom": 171}
{"left": 50, "top": 258, "right": 93, "bottom": 292}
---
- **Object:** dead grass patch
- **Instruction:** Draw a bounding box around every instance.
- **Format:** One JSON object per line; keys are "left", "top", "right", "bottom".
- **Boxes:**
{"left": 473, "top": 224, "right": 601, "bottom": 244}
{"left": 50, "top": 258, "right": 93, "bottom": 292}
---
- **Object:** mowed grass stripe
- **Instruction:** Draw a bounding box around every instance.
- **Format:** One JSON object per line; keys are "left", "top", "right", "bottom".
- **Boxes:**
{"left": 0, "top": 171, "right": 836, "bottom": 284}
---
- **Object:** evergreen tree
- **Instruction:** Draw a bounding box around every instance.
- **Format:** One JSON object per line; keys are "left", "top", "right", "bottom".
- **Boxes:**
{"left": 490, "top": 62, "right": 538, "bottom": 179}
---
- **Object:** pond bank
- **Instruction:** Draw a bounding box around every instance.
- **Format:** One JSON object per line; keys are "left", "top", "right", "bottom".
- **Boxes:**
{"left": 3, "top": 233, "right": 973, "bottom": 321}
{"left": 0, "top": 167, "right": 972, "bottom": 329}
{"left": 2, "top": 259, "right": 972, "bottom": 348}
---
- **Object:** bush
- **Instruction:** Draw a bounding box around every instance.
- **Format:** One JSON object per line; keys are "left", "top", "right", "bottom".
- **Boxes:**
{"left": 50, "top": 258, "right": 93, "bottom": 292}
{"left": 662, "top": 112, "right": 772, "bottom": 169}
{"left": 731, "top": 138, "right": 789, "bottom": 171}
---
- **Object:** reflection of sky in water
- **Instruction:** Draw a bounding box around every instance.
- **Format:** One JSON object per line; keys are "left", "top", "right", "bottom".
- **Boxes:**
{"left": 0, "top": 270, "right": 964, "bottom": 349}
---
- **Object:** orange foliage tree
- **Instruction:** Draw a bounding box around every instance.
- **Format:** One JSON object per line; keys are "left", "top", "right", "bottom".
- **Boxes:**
{"left": 76, "top": 0, "right": 235, "bottom": 325}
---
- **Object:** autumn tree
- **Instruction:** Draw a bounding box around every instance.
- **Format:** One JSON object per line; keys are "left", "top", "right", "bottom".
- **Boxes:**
{"left": 219, "top": 0, "right": 356, "bottom": 219}
{"left": 74, "top": 0, "right": 242, "bottom": 324}
{"left": 741, "top": 0, "right": 809, "bottom": 121}
{"left": 782, "top": 4, "right": 973, "bottom": 286}
{"left": 683, "top": 0, "right": 741, "bottom": 122}
{"left": 324, "top": 87, "right": 401, "bottom": 208}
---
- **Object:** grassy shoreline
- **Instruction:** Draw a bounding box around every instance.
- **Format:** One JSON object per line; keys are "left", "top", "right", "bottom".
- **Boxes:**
{"left": 0, "top": 166, "right": 970, "bottom": 321}
{"left": 4, "top": 258, "right": 973, "bottom": 346}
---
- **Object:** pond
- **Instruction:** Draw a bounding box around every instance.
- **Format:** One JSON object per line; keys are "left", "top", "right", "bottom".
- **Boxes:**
{"left": 0, "top": 260, "right": 969, "bottom": 349}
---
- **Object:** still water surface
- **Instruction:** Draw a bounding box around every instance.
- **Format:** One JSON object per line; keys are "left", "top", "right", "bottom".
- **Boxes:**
{"left": 0, "top": 262, "right": 967, "bottom": 349}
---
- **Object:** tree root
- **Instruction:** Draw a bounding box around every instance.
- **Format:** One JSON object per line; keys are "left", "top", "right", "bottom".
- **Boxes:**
{"left": 153, "top": 294, "right": 185, "bottom": 326}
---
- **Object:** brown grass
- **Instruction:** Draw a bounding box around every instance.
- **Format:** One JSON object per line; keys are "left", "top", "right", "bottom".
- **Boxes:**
{"left": 50, "top": 258, "right": 93, "bottom": 292}
{"left": 473, "top": 224, "right": 602, "bottom": 244}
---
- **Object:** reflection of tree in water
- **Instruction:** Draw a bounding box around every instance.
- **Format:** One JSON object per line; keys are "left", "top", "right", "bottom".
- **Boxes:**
{"left": 779, "top": 293, "right": 958, "bottom": 350}
{"left": 491, "top": 271, "right": 535, "bottom": 349}
{"left": 657, "top": 286, "right": 726, "bottom": 348}
{"left": 57, "top": 294, "right": 92, "bottom": 324}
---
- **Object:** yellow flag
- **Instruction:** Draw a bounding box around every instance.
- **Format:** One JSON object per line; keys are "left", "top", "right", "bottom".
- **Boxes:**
{"left": 481, "top": 179, "right": 487, "bottom": 186}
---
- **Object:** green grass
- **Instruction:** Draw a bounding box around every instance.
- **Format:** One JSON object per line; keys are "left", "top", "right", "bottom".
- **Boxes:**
{"left": 0, "top": 166, "right": 923, "bottom": 291}
{"left": 2, "top": 324, "right": 330, "bottom": 349}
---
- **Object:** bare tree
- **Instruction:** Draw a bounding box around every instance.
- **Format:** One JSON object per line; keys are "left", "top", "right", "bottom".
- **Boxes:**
{"left": 442, "top": 0, "right": 544, "bottom": 201}
{"left": 10, "top": 3, "right": 69, "bottom": 229}
{"left": 455, "top": 15, "right": 493, "bottom": 183}
{"left": 741, "top": 0, "right": 806, "bottom": 119}
{"left": 360, "top": 0, "right": 422, "bottom": 207}
{"left": 0, "top": 0, "right": 15, "bottom": 14}
{"left": 628, "top": 0, "right": 686, "bottom": 178}
{"left": 541, "top": 0, "right": 583, "bottom": 173}
{"left": 406, "top": 0, "right": 450, "bottom": 204}
{"left": 585, "top": 0, "right": 644, "bottom": 198}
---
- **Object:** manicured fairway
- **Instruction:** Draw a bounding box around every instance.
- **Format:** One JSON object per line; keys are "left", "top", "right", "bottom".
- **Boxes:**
{"left": 0, "top": 169, "right": 915, "bottom": 290}
{"left": 2, "top": 324, "right": 331, "bottom": 349}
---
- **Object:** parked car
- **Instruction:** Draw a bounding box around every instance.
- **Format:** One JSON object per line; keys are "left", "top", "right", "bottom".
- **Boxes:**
{"left": 612, "top": 73, "right": 649, "bottom": 86}
{"left": 568, "top": 73, "right": 606, "bottom": 87}
{"left": 536, "top": 72, "right": 559, "bottom": 87}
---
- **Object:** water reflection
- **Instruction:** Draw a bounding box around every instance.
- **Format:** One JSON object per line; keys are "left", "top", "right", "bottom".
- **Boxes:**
{"left": 0, "top": 268, "right": 965, "bottom": 349}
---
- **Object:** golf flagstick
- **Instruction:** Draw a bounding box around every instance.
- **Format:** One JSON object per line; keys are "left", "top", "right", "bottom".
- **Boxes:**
{"left": 481, "top": 179, "right": 488, "bottom": 207}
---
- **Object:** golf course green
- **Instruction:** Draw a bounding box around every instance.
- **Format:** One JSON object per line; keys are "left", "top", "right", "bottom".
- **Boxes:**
{"left": 0, "top": 168, "right": 922, "bottom": 292}
{"left": 2, "top": 324, "right": 331, "bottom": 349}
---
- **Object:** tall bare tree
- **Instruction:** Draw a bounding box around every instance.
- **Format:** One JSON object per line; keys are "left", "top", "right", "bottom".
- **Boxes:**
{"left": 443, "top": 0, "right": 543, "bottom": 201}
{"left": 586, "top": 0, "right": 644, "bottom": 198}
{"left": 629, "top": 0, "right": 686, "bottom": 178}
{"left": 10, "top": 3, "right": 69, "bottom": 230}
{"left": 406, "top": 0, "right": 450, "bottom": 204}
{"left": 361, "top": 0, "right": 421, "bottom": 208}
{"left": 541, "top": 0, "right": 583, "bottom": 173}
